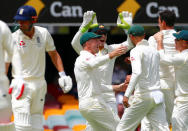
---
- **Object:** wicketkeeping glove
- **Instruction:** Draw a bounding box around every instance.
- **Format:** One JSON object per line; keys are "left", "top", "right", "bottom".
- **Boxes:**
{"left": 79, "top": 11, "right": 98, "bottom": 33}
{"left": 9, "top": 77, "right": 25, "bottom": 100}
{"left": 58, "top": 72, "right": 73, "bottom": 93}
{"left": 117, "top": 11, "right": 132, "bottom": 31}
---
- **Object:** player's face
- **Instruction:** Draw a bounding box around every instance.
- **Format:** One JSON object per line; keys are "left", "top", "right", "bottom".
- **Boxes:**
{"left": 175, "top": 39, "right": 183, "bottom": 51}
{"left": 158, "top": 17, "right": 163, "bottom": 30}
{"left": 18, "top": 20, "right": 33, "bottom": 32}
{"left": 99, "top": 34, "right": 107, "bottom": 49}
{"left": 88, "top": 38, "right": 101, "bottom": 54}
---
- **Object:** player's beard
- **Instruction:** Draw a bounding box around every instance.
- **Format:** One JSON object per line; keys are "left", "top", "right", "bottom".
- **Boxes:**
{"left": 20, "top": 23, "right": 33, "bottom": 32}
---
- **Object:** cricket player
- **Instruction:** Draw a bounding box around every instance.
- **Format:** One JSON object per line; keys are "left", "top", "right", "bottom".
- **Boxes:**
{"left": 141, "top": 10, "right": 177, "bottom": 130}
{"left": 155, "top": 30, "right": 188, "bottom": 131}
{"left": 72, "top": 11, "right": 134, "bottom": 114}
{"left": 0, "top": 20, "right": 15, "bottom": 131}
{"left": 116, "top": 25, "right": 169, "bottom": 131}
{"left": 74, "top": 32, "right": 127, "bottom": 131}
{"left": 8, "top": 5, "right": 72, "bottom": 131}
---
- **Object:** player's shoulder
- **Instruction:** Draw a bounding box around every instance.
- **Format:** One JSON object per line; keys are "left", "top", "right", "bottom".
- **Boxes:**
{"left": 0, "top": 20, "right": 10, "bottom": 32}
{"left": 34, "top": 26, "right": 49, "bottom": 33}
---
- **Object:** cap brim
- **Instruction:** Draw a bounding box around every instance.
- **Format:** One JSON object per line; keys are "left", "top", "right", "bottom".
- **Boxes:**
{"left": 14, "top": 15, "right": 31, "bottom": 20}
{"left": 173, "top": 33, "right": 181, "bottom": 39}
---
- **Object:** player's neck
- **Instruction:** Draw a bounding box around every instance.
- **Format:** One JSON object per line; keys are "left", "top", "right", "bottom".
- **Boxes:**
{"left": 23, "top": 27, "right": 35, "bottom": 39}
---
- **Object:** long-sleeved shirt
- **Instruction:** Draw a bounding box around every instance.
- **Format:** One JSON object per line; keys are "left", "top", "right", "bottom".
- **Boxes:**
{"left": 148, "top": 29, "right": 177, "bottom": 80}
{"left": 74, "top": 50, "right": 113, "bottom": 101}
{"left": 125, "top": 39, "right": 161, "bottom": 98}
{"left": 159, "top": 49, "right": 188, "bottom": 100}
{"left": 0, "top": 20, "right": 13, "bottom": 76}
{"left": 71, "top": 29, "right": 134, "bottom": 102}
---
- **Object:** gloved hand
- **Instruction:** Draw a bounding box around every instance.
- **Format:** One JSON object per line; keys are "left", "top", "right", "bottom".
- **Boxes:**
{"left": 117, "top": 11, "right": 132, "bottom": 31}
{"left": 9, "top": 77, "right": 25, "bottom": 100}
{"left": 58, "top": 72, "right": 73, "bottom": 93}
{"left": 79, "top": 11, "right": 98, "bottom": 33}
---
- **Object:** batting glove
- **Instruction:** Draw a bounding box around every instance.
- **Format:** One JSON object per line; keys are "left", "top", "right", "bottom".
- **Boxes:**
{"left": 79, "top": 11, "right": 98, "bottom": 33}
{"left": 58, "top": 72, "right": 73, "bottom": 93}
{"left": 9, "top": 77, "right": 25, "bottom": 100}
{"left": 117, "top": 11, "right": 132, "bottom": 32}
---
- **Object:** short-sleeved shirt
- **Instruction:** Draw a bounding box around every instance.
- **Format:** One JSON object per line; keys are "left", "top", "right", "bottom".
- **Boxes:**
{"left": 11, "top": 26, "right": 56, "bottom": 79}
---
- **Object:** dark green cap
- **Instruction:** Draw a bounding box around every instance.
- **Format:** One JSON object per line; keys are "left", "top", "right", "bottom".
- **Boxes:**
{"left": 173, "top": 30, "right": 188, "bottom": 41}
{"left": 80, "top": 32, "right": 102, "bottom": 45}
{"left": 128, "top": 25, "right": 145, "bottom": 36}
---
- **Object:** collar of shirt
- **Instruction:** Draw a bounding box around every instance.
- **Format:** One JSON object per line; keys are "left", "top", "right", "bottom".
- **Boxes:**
{"left": 18, "top": 26, "right": 39, "bottom": 40}
{"left": 181, "top": 49, "right": 188, "bottom": 54}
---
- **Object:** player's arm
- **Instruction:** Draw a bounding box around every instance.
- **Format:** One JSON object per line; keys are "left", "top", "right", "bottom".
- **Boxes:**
{"left": 124, "top": 49, "right": 142, "bottom": 98}
{"left": 71, "top": 11, "right": 98, "bottom": 55}
{"left": 83, "top": 46, "right": 127, "bottom": 69}
{"left": 116, "top": 11, "right": 134, "bottom": 51}
{"left": 45, "top": 29, "right": 72, "bottom": 93}
{"left": 2, "top": 22, "right": 13, "bottom": 75}
{"left": 48, "top": 50, "right": 64, "bottom": 72}
{"left": 48, "top": 50, "right": 73, "bottom": 93}
{"left": 154, "top": 31, "right": 186, "bottom": 66}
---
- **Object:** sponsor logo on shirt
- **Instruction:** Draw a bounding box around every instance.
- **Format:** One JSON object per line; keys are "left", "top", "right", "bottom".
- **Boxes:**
{"left": 130, "top": 56, "right": 135, "bottom": 61}
{"left": 36, "top": 36, "right": 42, "bottom": 47}
{"left": 18, "top": 40, "right": 26, "bottom": 48}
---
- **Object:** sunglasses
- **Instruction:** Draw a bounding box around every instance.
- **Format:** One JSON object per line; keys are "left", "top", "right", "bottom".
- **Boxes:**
{"left": 95, "top": 30, "right": 107, "bottom": 35}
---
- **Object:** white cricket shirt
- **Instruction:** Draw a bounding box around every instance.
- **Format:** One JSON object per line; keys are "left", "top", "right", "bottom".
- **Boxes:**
{"left": 11, "top": 26, "right": 56, "bottom": 79}
{"left": 72, "top": 30, "right": 134, "bottom": 102}
{"left": 159, "top": 49, "right": 188, "bottom": 99}
{"left": 148, "top": 29, "right": 177, "bottom": 80}
{"left": 74, "top": 50, "right": 113, "bottom": 101}
{"left": 125, "top": 39, "right": 161, "bottom": 97}
{"left": 0, "top": 20, "right": 13, "bottom": 76}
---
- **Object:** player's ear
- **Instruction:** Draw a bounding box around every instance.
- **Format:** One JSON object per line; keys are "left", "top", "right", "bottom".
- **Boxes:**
{"left": 32, "top": 16, "right": 38, "bottom": 23}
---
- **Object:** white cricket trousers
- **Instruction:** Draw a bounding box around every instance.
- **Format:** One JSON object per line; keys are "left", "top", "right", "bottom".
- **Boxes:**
{"left": 172, "top": 98, "right": 188, "bottom": 131}
{"left": 79, "top": 97, "right": 120, "bottom": 131}
{"left": 11, "top": 77, "right": 47, "bottom": 131}
{"left": 141, "top": 79, "right": 174, "bottom": 131}
{"left": 85, "top": 101, "right": 118, "bottom": 131}
{"left": 116, "top": 93, "right": 169, "bottom": 131}
{"left": 0, "top": 75, "right": 15, "bottom": 131}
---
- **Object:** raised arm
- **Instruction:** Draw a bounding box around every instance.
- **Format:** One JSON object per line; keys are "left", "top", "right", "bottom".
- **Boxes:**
{"left": 71, "top": 11, "right": 98, "bottom": 55}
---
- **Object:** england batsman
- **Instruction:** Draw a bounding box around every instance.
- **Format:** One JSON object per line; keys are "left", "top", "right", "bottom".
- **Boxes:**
{"left": 8, "top": 5, "right": 72, "bottom": 131}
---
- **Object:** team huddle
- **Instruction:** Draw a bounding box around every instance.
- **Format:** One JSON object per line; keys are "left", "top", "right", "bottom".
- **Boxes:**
{"left": 0, "top": 4, "right": 188, "bottom": 131}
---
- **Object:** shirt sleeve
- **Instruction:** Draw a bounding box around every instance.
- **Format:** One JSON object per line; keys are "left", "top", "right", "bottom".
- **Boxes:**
{"left": 45, "top": 29, "right": 56, "bottom": 51}
{"left": 81, "top": 54, "right": 110, "bottom": 69}
{"left": 159, "top": 50, "right": 186, "bottom": 66}
{"left": 71, "top": 30, "right": 83, "bottom": 55}
{"left": 2, "top": 22, "right": 13, "bottom": 62}
{"left": 110, "top": 35, "right": 134, "bottom": 52}
{"left": 125, "top": 49, "right": 142, "bottom": 98}
{"left": 148, "top": 36, "right": 157, "bottom": 49}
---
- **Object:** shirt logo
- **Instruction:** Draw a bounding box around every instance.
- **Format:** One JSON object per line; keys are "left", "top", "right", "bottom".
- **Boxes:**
{"left": 36, "top": 36, "right": 41, "bottom": 47}
{"left": 18, "top": 41, "right": 26, "bottom": 47}
{"left": 130, "top": 56, "right": 135, "bottom": 61}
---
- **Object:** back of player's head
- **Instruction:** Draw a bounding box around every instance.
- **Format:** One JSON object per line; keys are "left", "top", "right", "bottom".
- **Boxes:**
{"left": 14, "top": 5, "right": 37, "bottom": 21}
{"left": 159, "top": 10, "right": 176, "bottom": 27}
{"left": 128, "top": 25, "right": 145, "bottom": 36}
